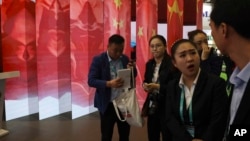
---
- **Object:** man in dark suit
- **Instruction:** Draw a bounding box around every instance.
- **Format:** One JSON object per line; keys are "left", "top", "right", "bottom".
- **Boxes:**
{"left": 210, "top": 0, "right": 250, "bottom": 140}
{"left": 88, "top": 34, "right": 136, "bottom": 141}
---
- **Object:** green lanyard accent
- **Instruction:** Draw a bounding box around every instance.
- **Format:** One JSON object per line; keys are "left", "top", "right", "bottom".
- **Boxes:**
{"left": 226, "top": 83, "right": 232, "bottom": 96}
{"left": 179, "top": 86, "right": 193, "bottom": 125}
{"left": 220, "top": 61, "right": 228, "bottom": 81}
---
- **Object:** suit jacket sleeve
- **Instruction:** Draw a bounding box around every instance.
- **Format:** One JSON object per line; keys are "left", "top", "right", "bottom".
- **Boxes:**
{"left": 200, "top": 50, "right": 223, "bottom": 76}
{"left": 88, "top": 54, "right": 108, "bottom": 89}
{"left": 201, "top": 77, "right": 229, "bottom": 140}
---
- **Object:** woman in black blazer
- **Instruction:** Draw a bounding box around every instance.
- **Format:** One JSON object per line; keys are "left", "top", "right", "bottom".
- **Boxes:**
{"left": 165, "top": 39, "right": 229, "bottom": 141}
{"left": 141, "top": 35, "right": 178, "bottom": 141}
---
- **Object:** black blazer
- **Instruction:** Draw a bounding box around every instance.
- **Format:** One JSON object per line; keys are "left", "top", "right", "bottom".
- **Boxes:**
{"left": 142, "top": 53, "right": 178, "bottom": 115}
{"left": 88, "top": 52, "right": 136, "bottom": 114}
{"left": 165, "top": 70, "right": 229, "bottom": 141}
{"left": 200, "top": 48, "right": 223, "bottom": 76}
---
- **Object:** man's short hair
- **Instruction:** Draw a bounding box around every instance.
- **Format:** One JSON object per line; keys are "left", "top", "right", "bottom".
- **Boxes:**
{"left": 210, "top": 0, "right": 250, "bottom": 39}
{"left": 108, "top": 34, "right": 125, "bottom": 45}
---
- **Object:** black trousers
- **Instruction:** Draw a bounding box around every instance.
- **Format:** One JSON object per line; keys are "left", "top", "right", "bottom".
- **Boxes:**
{"left": 147, "top": 114, "right": 168, "bottom": 141}
{"left": 99, "top": 102, "right": 130, "bottom": 141}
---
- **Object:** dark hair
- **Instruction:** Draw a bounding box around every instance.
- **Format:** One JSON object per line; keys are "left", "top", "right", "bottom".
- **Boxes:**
{"left": 187, "top": 29, "right": 207, "bottom": 41}
{"left": 171, "top": 39, "right": 197, "bottom": 60}
{"left": 210, "top": 0, "right": 250, "bottom": 39}
{"left": 148, "top": 35, "right": 167, "bottom": 47}
{"left": 108, "top": 34, "right": 125, "bottom": 45}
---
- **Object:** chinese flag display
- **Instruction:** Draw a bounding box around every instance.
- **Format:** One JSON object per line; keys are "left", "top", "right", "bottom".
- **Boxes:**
{"left": 136, "top": 0, "right": 158, "bottom": 106}
{"left": 0, "top": 0, "right": 194, "bottom": 121}
{"left": 103, "top": 0, "right": 131, "bottom": 56}
{"left": 167, "top": 0, "right": 184, "bottom": 53}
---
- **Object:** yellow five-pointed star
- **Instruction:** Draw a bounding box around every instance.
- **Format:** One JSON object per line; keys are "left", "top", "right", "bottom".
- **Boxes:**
{"left": 113, "top": 18, "right": 124, "bottom": 29}
{"left": 113, "top": 18, "right": 119, "bottom": 29}
{"left": 114, "top": 0, "right": 122, "bottom": 9}
{"left": 138, "top": 26, "right": 143, "bottom": 37}
{"left": 119, "top": 20, "right": 124, "bottom": 28}
{"left": 168, "top": 0, "right": 183, "bottom": 22}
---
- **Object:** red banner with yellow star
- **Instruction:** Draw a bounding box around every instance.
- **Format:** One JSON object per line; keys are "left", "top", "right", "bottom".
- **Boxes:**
{"left": 136, "top": 0, "right": 158, "bottom": 106}
{"left": 167, "top": 0, "right": 183, "bottom": 53}
{"left": 103, "top": 0, "right": 131, "bottom": 56}
{"left": 196, "top": 0, "right": 203, "bottom": 29}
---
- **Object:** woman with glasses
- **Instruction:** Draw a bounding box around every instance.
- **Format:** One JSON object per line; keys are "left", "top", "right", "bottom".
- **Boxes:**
{"left": 141, "top": 35, "right": 178, "bottom": 141}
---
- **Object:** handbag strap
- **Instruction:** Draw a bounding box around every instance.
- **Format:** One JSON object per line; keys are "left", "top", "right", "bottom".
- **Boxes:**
{"left": 131, "top": 67, "right": 135, "bottom": 88}
{"left": 113, "top": 100, "right": 127, "bottom": 122}
{"left": 112, "top": 67, "right": 135, "bottom": 122}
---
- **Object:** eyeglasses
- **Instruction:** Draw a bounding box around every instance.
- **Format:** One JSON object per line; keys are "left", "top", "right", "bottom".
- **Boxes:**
{"left": 150, "top": 44, "right": 164, "bottom": 49}
{"left": 194, "top": 39, "right": 208, "bottom": 46}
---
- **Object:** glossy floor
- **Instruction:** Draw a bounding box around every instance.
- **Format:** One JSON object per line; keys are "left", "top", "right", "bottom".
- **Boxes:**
{"left": 1, "top": 112, "right": 147, "bottom": 141}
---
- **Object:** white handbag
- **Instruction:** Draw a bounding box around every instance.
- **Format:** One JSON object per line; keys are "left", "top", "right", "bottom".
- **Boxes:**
{"left": 112, "top": 68, "right": 144, "bottom": 127}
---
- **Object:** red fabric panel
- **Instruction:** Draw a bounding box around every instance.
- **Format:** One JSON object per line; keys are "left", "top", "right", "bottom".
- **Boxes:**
{"left": 36, "top": 0, "right": 71, "bottom": 102}
{"left": 167, "top": 0, "right": 184, "bottom": 54}
{"left": 1, "top": 0, "right": 37, "bottom": 100}
{"left": 70, "top": 0, "right": 104, "bottom": 108}
{"left": 136, "top": 0, "right": 158, "bottom": 107}
{"left": 196, "top": 0, "right": 203, "bottom": 29}
{"left": 103, "top": 0, "right": 131, "bottom": 56}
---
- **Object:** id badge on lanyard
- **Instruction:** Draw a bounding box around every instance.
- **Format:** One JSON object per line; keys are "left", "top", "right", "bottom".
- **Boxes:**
{"left": 180, "top": 86, "right": 195, "bottom": 137}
